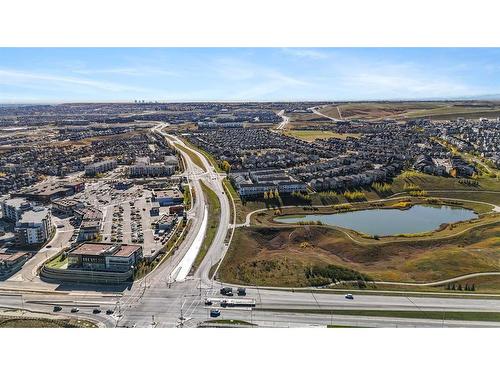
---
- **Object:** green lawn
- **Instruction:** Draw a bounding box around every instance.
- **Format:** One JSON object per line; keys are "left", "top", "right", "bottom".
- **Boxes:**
{"left": 45, "top": 254, "right": 68, "bottom": 269}
{"left": 0, "top": 317, "right": 97, "bottom": 328}
{"left": 181, "top": 138, "right": 224, "bottom": 173}
{"left": 257, "top": 308, "right": 500, "bottom": 323}
{"left": 175, "top": 143, "right": 207, "bottom": 172}
{"left": 285, "top": 130, "right": 361, "bottom": 142}
{"left": 193, "top": 181, "right": 221, "bottom": 270}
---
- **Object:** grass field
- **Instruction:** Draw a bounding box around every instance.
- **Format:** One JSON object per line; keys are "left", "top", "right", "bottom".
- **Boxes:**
{"left": 192, "top": 181, "right": 221, "bottom": 270}
{"left": 0, "top": 316, "right": 97, "bottom": 328}
{"left": 285, "top": 130, "right": 360, "bottom": 142}
{"left": 45, "top": 254, "right": 68, "bottom": 269}
{"left": 256, "top": 308, "right": 500, "bottom": 323}
{"left": 316, "top": 101, "right": 500, "bottom": 121}
{"left": 219, "top": 219, "right": 500, "bottom": 287}
{"left": 181, "top": 138, "right": 224, "bottom": 173}
{"left": 175, "top": 143, "right": 207, "bottom": 172}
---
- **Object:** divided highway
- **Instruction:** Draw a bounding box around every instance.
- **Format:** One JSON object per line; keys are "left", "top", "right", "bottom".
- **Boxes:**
{"left": 2, "top": 123, "right": 500, "bottom": 328}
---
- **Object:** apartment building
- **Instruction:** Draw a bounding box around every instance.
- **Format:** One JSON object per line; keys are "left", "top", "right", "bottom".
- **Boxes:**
{"left": 15, "top": 207, "right": 53, "bottom": 245}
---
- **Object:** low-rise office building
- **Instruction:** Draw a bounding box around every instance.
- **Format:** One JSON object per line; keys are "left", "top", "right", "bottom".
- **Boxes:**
{"left": 155, "top": 214, "right": 177, "bottom": 231}
{"left": 68, "top": 242, "right": 143, "bottom": 272}
{"left": 152, "top": 188, "right": 183, "bottom": 206}
{"left": 52, "top": 198, "right": 84, "bottom": 216}
{"left": 0, "top": 251, "right": 30, "bottom": 277}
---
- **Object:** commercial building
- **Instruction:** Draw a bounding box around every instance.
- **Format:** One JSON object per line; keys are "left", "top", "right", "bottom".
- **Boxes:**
{"left": 168, "top": 204, "right": 184, "bottom": 216}
{"left": 1, "top": 197, "right": 32, "bottom": 222}
{"left": 15, "top": 207, "right": 54, "bottom": 245}
{"left": 52, "top": 198, "right": 84, "bottom": 216}
{"left": 155, "top": 214, "right": 177, "bottom": 231}
{"left": 85, "top": 159, "right": 117, "bottom": 176}
{"left": 152, "top": 188, "right": 183, "bottom": 206}
{"left": 12, "top": 181, "right": 85, "bottom": 203}
{"left": 68, "top": 242, "right": 143, "bottom": 272}
{"left": 74, "top": 207, "right": 102, "bottom": 241}
{"left": 0, "top": 251, "right": 30, "bottom": 278}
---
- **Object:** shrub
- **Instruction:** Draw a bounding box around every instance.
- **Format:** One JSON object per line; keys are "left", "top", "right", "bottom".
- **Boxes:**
{"left": 343, "top": 191, "right": 366, "bottom": 202}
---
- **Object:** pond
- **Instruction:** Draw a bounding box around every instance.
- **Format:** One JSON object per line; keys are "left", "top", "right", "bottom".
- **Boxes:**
{"left": 274, "top": 205, "right": 478, "bottom": 236}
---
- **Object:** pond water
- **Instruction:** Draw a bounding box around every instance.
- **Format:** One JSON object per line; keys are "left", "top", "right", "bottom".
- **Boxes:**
{"left": 274, "top": 205, "right": 478, "bottom": 236}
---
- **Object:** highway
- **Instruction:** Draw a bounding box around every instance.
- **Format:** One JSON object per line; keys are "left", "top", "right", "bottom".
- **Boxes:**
{"left": 1, "top": 122, "right": 500, "bottom": 328}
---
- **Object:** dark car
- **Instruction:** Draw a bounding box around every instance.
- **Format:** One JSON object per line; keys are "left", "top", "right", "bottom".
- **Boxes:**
{"left": 93, "top": 308, "right": 101, "bottom": 314}
{"left": 237, "top": 287, "right": 246, "bottom": 296}
{"left": 220, "top": 287, "right": 233, "bottom": 296}
{"left": 345, "top": 293, "right": 354, "bottom": 300}
{"left": 204, "top": 299, "right": 213, "bottom": 306}
{"left": 53, "top": 306, "right": 62, "bottom": 312}
{"left": 106, "top": 309, "right": 114, "bottom": 315}
{"left": 210, "top": 309, "right": 221, "bottom": 318}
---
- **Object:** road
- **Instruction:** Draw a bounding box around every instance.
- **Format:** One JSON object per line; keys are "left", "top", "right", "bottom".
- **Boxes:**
{"left": 1, "top": 122, "right": 500, "bottom": 328}
{"left": 310, "top": 105, "right": 341, "bottom": 122}
{"left": 276, "top": 110, "right": 289, "bottom": 130}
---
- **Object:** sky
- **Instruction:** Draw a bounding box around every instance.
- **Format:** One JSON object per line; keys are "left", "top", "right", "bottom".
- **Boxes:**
{"left": 1, "top": 48, "right": 500, "bottom": 103}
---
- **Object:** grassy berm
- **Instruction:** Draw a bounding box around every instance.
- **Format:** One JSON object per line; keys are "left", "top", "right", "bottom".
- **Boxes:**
{"left": 218, "top": 223, "right": 500, "bottom": 287}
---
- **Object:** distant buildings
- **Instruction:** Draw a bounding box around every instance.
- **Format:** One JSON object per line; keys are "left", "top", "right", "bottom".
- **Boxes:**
{"left": 15, "top": 207, "right": 54, "bottom": 245}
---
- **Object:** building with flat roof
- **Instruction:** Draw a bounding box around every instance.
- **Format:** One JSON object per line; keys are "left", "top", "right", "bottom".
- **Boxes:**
{"left": 129, "top": 163, "right": 175, "bottom": 178}
{"left": 0, "top": 251, "right": 30, "bottom": 278}
{"left": 52, "top": 198, "right": 84, "bottom": 216}
{"left": 15, "top": 207, "right": 53, "bottom": 245}
{"left": 74, "top": 207, "right": 102, "bottom": 241}
{"left": 152, "top": 188, "right": 183, "bottom": 206}
{"left": 68, "top": 242, "right": 143, "bottom": 272}
{"left": 155, "top": 214, "right": 177, "bottom": 231}
{"left": 85, "top": 159, "right": 117, "bottom": 176}
{"left": 1, "top": 197, "right": 32, "bottom": 222}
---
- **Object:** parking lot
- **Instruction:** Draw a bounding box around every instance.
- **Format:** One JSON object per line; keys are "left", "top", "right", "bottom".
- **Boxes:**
{"left": 75, "top": 181, "right": 174, "bottom": 257}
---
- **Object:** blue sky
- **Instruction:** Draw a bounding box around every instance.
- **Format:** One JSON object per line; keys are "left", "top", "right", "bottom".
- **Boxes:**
{"left": 1, "top": 48, "right": 500, "bottom": 102}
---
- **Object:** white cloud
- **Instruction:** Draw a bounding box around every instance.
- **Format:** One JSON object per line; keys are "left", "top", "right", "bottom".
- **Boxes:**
{"left": 281, "top": 48, "right": 328, "bottom": 60}
{"left": 0, "top": 68, "right": 145, "bottom": 93}
{"left": 73, "top": 66, "right": 179, "bottom": 77}
{"left": 333, "top": 62, "right": 485, "bottom": 99}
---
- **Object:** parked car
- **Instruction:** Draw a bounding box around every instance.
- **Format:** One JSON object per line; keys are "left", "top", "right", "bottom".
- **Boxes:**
{"left": 204, "top": 299, "right": 213, "bottom": 306}
{"left": 210, "top": 309, "right": 221, "bottom": 318}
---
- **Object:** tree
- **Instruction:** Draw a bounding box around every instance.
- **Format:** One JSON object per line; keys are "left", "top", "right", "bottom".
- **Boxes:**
{"left": 268, "top": 190, "right": 274, "bottom": 199}
{"left": 221, "top": 160, "right": 231, "bottom": 173}
{"left": 458, "top": 284, "right": 462, "bottom": 291}
{"left": 263, "top": 191, "right": 268, "bottom": 200}
{"left": 471, "top": 284, "right": 475, "bottom": 291}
